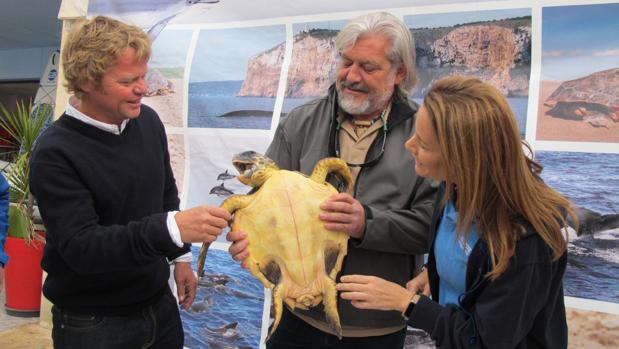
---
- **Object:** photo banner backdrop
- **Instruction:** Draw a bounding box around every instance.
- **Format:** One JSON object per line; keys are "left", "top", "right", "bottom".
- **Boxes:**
{"left": 72, "top": 1, "right": 619, "bottom": 348}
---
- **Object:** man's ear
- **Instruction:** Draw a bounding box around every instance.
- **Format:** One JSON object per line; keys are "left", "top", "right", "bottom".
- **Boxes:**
{"left": 394, "top": 65, "right": 406, "bottom": 86}
{"left": 80, "top": 81, "right": 96, "bottom": 94}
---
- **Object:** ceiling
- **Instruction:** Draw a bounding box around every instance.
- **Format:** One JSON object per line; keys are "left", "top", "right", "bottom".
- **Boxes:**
{"left": 0, "top": 0, "right": 62, "bottom": 51}
{"left": 0, "top": 0, "right": 502, "bottom": 52}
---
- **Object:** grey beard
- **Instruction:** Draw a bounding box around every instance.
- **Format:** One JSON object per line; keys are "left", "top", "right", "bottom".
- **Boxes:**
{"left": 337, "top": 88, "right": 393, "bottom": 117}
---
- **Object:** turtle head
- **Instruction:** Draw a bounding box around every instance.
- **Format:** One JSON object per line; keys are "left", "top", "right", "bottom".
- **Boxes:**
{"left": 232, "top": 151, "right": 279, "bottom": 187}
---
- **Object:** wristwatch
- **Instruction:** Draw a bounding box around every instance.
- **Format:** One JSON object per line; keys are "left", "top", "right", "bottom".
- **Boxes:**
{"left": 402, "top": 294, "right": 420, "bottom": 320}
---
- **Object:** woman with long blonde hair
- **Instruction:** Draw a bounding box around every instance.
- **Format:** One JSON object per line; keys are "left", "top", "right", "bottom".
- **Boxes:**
{"left": 337, "top": 76, "right": 575, "bottom": 348}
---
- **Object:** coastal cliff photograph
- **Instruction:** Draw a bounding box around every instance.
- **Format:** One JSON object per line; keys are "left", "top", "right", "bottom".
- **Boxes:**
{"left": 537, "top": 3, "right": 619, "bottom": 142}
{"left": 405, "top": 8, "right": 531, "bottom": 135}
{"left": 280, "top": 20, "right": 347, "bottom": 117}
{"left": 188, "top": 25, "right": 286, "bottom": 129}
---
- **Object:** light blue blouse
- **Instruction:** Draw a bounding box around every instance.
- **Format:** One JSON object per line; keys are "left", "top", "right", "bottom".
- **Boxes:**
{"left": 434, "top": 200, "right": 479, "bottom": 306}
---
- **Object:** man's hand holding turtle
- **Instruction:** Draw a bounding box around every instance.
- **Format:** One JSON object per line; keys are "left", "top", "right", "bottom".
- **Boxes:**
{"left": 176, "top": 205, "right": 230, "bottom": 243}
{"left": 320, "top": 193, "right": 366, "bottom": 239}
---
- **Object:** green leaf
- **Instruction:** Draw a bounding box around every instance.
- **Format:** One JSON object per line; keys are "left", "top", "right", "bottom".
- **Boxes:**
{"left": 8, "top": 204, "right": 31, "bottom": 239}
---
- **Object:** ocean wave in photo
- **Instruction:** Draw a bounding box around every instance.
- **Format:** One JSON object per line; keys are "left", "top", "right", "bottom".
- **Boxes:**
{"left": 182, "top": 246, "right": 264, "bottom": 349}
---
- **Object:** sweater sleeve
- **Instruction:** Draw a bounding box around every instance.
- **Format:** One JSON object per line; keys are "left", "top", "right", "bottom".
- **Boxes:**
{"left": 29, "top": 147, "right": 181, "bottom": 275}
{"left": 155, "top": 115, "right": 190, "bottom": 260}
{"left": 409, "top": 253, "right": 562, "bottom": 348}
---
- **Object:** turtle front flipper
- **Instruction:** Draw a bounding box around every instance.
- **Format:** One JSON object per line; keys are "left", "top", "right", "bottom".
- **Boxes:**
{"left": 196, "top": 194, "right": 255, "bottom": 277}
{"left": 322, "top": 275, "right": 343, "bottom": 339}
{"left": 309, "top": 158, "right": 352, "bottom": 193}
{"left": 196, "top": 243, "right": 210, "bottom": 278}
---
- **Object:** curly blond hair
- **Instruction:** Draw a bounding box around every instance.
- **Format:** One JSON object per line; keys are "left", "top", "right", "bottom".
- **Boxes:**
{"left": 62, "top": 16, "right": 151, "bottom": 97}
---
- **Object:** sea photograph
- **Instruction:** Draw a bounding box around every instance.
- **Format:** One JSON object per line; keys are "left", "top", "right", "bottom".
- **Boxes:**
{"left": 188, "top": 25, "right": 286, "bottom": 129}
{"left": 405, "top": 8, "right": 531, "bottom": 136}
{"left": 143, "top": 29, "right": 192, "bottom": 127}
{"left": 181, "top": 246, "right": 265, "bottom": 349}
{"left": 537, "top": 3, "right": 619, "bottom": 143}
{"left": 536, "top": 151, "right": 619, "bottom": 303}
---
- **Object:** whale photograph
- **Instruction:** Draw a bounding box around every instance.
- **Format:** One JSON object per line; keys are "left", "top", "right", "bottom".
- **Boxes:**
{"left": 188, "top": 25, "right": 286, "bottom": 129}
{"left": 536, "top": 151, "right": 619, "bottom": 302}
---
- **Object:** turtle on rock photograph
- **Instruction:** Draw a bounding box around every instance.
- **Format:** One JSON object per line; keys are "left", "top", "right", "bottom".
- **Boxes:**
{"left": 537, "top": 3, "right": 619, "bottom": 143}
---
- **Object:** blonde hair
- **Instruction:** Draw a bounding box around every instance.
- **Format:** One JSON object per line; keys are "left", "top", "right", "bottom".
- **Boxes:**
{"left": 336, "top": 11, "right": 417, "bottom": 97}
{"left": 63, "top": 16, "right": 151, "bottom": 97}
{"left": 423, "top": 76, "right": 575, "bottom": 280}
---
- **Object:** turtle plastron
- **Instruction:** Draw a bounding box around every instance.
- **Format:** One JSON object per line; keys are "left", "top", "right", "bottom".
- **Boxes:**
{"left": 200, "top": 152, "right": 352, "bottom": 340}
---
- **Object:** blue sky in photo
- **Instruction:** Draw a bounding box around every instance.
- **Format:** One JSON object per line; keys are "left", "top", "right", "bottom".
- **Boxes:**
{"left": 150, "top": 29, "right": 192, "bottom": 68}
{"left": 542, "top": 3, "right": 619, "bottom": 81}
{"left": 292, "top": 20, "right": 348, "bottom": 35}
{"left": 405, "top": 8, "right": 531, "bottom": 29}
{"left": 190, "top": 25, "right": 286, "bottom": 82}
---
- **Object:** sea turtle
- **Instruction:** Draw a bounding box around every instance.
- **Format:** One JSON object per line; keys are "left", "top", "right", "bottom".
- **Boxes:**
{"left": 544, "top": 68, "right": 619, "bottom": 128}
{"left": 197, "top": 151, "right": 352, "bottom": 339}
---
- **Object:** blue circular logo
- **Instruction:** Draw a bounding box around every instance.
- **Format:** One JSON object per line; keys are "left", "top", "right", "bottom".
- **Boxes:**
{"left": 48, "top": 69, "right": 58, "bottom": 82}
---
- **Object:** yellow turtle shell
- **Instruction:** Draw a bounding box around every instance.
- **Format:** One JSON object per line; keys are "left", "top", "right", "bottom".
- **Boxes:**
{"left": 221, "top": 151, "right": 351, "bottom": 339}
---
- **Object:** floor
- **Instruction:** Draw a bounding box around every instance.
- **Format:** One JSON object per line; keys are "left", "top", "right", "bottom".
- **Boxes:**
{"left": 0, "top": 291, "right": 52, "bottom": 348}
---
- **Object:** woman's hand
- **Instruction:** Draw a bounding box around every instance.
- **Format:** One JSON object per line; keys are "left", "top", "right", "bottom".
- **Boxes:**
{"left": 406, "top": 268, "right": 431, "bottom": 296}
{"left": 336, "top": 274, "right": 414, "bottom": 313}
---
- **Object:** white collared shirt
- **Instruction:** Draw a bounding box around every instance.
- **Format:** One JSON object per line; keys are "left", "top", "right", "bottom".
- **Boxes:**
{"left": 65, "top": 99, "right": 192, "bottom": 263}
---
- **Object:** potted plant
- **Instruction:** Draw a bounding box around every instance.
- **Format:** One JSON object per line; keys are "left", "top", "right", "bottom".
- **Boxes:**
{"left": 0, "top": 99, "right": 51, "bottom": 316}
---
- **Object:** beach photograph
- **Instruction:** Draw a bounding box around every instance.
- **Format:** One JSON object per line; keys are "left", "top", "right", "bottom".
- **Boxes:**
{"left": 537, "top": 3, "right": 619, "bottom": 142}
{"left": 167, "top": 133, "right": 185, "bottom": 197}
{"left": 142, "top": 29, "right": 192, "bottom": 127}
{"left": 405, "top": 8, "right": 531, "bottom": 136}
{"left": 188, "top": 26, "right": 286, "bottom": 130}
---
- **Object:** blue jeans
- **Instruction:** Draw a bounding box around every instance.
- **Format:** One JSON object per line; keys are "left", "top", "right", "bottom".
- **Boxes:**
{"left": 51, "top": 289, "right": 183, "bottom": 349}
{"left": 266, "top": 307, "right": 407, "bottom": 349}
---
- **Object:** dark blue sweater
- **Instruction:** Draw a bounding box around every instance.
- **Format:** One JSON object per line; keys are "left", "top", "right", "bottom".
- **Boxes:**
{"left": 30, "top": 105, "right": 188, "bottom": 314}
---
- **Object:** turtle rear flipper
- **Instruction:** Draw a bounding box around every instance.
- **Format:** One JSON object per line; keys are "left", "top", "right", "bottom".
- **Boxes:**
{"left": 309, "top": 158, "right": 352, "bottom": 193}
{"left": 322, "top": 275, "right": 343, "bottom": 339}
{"left": 266, "top": 282, "right": 287, "bottom": 341}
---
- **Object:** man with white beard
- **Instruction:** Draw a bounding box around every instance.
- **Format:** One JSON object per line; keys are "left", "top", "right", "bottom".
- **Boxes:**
{"left": 228, "top": 11, "right": 436, "bottom": 349}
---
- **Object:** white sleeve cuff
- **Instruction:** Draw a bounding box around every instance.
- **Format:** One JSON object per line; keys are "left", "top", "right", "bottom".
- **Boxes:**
{"left": 173, "top": 251, "right": 194, "bottom": 263}
{"left": 167, "top": 211, "right": 184, "bottom": 247}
